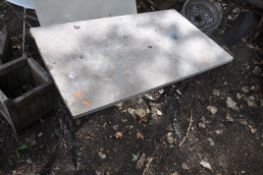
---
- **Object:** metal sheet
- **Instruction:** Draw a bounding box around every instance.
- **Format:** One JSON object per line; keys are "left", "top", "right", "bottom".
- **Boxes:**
{"left": 31, "top": 10, "right": 233, "bottom": 118}
{"left": 34, "top": 0, "right": 137, "bottom": 26}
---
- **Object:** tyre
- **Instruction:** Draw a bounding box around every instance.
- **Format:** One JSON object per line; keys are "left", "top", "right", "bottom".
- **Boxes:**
{"left": 182, "top": 0, "right": 223, "bottom": 34}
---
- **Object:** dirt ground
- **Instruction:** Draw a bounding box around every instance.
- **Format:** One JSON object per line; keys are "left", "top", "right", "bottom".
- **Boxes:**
{"left": 0, "top": 1, "right": 263, "bottom": 175}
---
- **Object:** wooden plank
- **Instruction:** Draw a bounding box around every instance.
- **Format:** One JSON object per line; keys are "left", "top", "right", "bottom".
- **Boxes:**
{"left": 0, "top": 27, "right": 8, "bottom": 64}
{"left": 31, "top": 10, "right": 233, "bottom": 118}
{"left": 34, "top": 0, "right": 137, "bottom": 26}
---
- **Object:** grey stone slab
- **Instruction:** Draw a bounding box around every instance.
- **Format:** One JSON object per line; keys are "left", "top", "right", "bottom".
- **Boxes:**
{"left": 31, "top": 10, "right": 233, "bottom": 118}
{"left": 34, "top": 0, "right": 137, "bottom": 26}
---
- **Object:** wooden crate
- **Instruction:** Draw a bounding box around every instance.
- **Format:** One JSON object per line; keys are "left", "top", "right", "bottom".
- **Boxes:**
{"left": 0, "top": 57, "right": 55, "bottom": 132}
{"left": 0, "top": 26, "right": 11, "bottom": 64}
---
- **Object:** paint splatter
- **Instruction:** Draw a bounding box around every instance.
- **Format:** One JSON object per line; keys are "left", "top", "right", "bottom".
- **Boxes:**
{"left": 73, "top": 91, "right": 82, "bottom": 97}
{"left": 201, "top": 57, "right": 209, "bottom": 64}
{"left": 82, "top": 99, "right": 92, "bottom": 107}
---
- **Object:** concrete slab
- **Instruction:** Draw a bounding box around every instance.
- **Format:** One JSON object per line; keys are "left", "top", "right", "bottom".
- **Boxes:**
{"left": 34, "top": 0, "right": 137, "bottom": 26}
{"left": 31, "top": 10, "right": 233, "bottom": 118}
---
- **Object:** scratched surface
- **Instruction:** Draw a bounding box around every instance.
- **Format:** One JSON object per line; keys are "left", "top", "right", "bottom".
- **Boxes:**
{"left": 31, "top": 10, "right": 233, "bottom": 118}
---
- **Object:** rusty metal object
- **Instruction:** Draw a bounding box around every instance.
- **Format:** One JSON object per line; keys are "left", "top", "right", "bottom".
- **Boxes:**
{"left": 0, "top": 57, "right": 55, "bottom": 133}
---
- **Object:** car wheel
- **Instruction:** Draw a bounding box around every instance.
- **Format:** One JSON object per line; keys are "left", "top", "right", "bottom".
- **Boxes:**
{"left": 182, "top": 0, "right": 223, "bottom": 34}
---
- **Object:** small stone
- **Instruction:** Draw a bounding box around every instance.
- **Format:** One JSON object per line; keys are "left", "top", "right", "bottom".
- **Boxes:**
{"left": 213, "top": 89, "right": 220, "bottom": 96}
{"left": 132, "top": 154, "right": 139, "bottom": 162}
{"left": 251, "top": 85, "right": 256, "bottom": 91}
{"left": 136, "top": 132, "right": 144, "bottom": 140}
{"left": 239, "top": 119, "right": 248, "bottom": 126}
{"left": 113, "top": 125, "right": 119, "bottom": 131}
{"left": 121, "top": 119, "right": 128, "bottom": 123}
{"left": 134, "top": 108, "right": 147, "bottom": 119}
{"left": 128, "top": 108, "right": 135, "bottom": 115}
{"left": 233, "top": 7, "right": 241, "bottom": 13}
{"left": 159, "top": 89, "right": 164, "bottom": 94}
{"left": 207, "top": 138, "right": 215, "bottom": 146}
{"left": 115, "top": 132, "right": 123, "bottom": 139}
{"left": 246, "top": 97, "right": 256, "bottom": 107}
{"left": 226, "top": 114, "right": 234, "bottom": 122}
{"left": 96, "top": 170, "right": 103, "bottom": 175}
{"left": 201, "top": 116, "right": 207, "bottom": 123}
{"left": 200, "top": 160, "right": 212, "bottom": 170}
{"left": 38, "top": 132, "right": 43, "bottom": 137}
{"left": 144, "top": 94, "right": 155, "bottom": 101}
{"left": 247, "top": 44, "right": 257, "bottom": 49}
{"left": 236, "top": 93, "right": 242, "bottom": 100}
{"left": 171, "top": 171, "right": 179, "bottom": 175}
{"left": 154, "top": 109, "right": 163, "bottom": 116}
{"left": 199, "top": 123, "right": 206, "bottom": 128}
{"left": 248, "top": 125, "right": 257, "bottom": 134}
{"left": 253, "top": 66, "right": 262, "bottom": 76}
{"left": 136, "top": 153, "right": 146, "bottom": 169}
{"left": 215, "top": 129, "right": 223, "bottom": 135}
{"left": 98, "top": 152, "right": 107, "bottom": 160}
{"left": 226, "top": 97, "right": 239, "bottom": 110}
{"left": 207, "top": 105, "right": 218, "bottom": 115}
{"left": 228, "top": 14, "right": 236, "bottom": 21}
{"left": 176, "top": 89, "right": 182, "bottom": 95}
{"left": 138, "top": 97, "right": 144, "bottom": 104}
{"left": 249, "top": 96, "right": 255, "bottom": 100}
{"left": 241, "top": 87, "right": 249, "bottom": 93}
{"left": 25, "top": 137, "right": 36, "bottom": 146}
{"left": 54, "top": 166, "right": 60, "bottom": 171}
{"left": 182, "top": 162, "right": 190, "bottom": 170}
{"left": 115, "top": 103, "right": 123, "bottom": 109}
{"left": 247, "top": 99, "right": 256, "bottom": 107}
{"left": 166, "top": 132, "right": 176, "bottom": 144}
{"left": 26, "top": 159, "right": 33, "bottom": 164}
{"left": 146, "top": 108, "right": 151, "bottom": 114}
